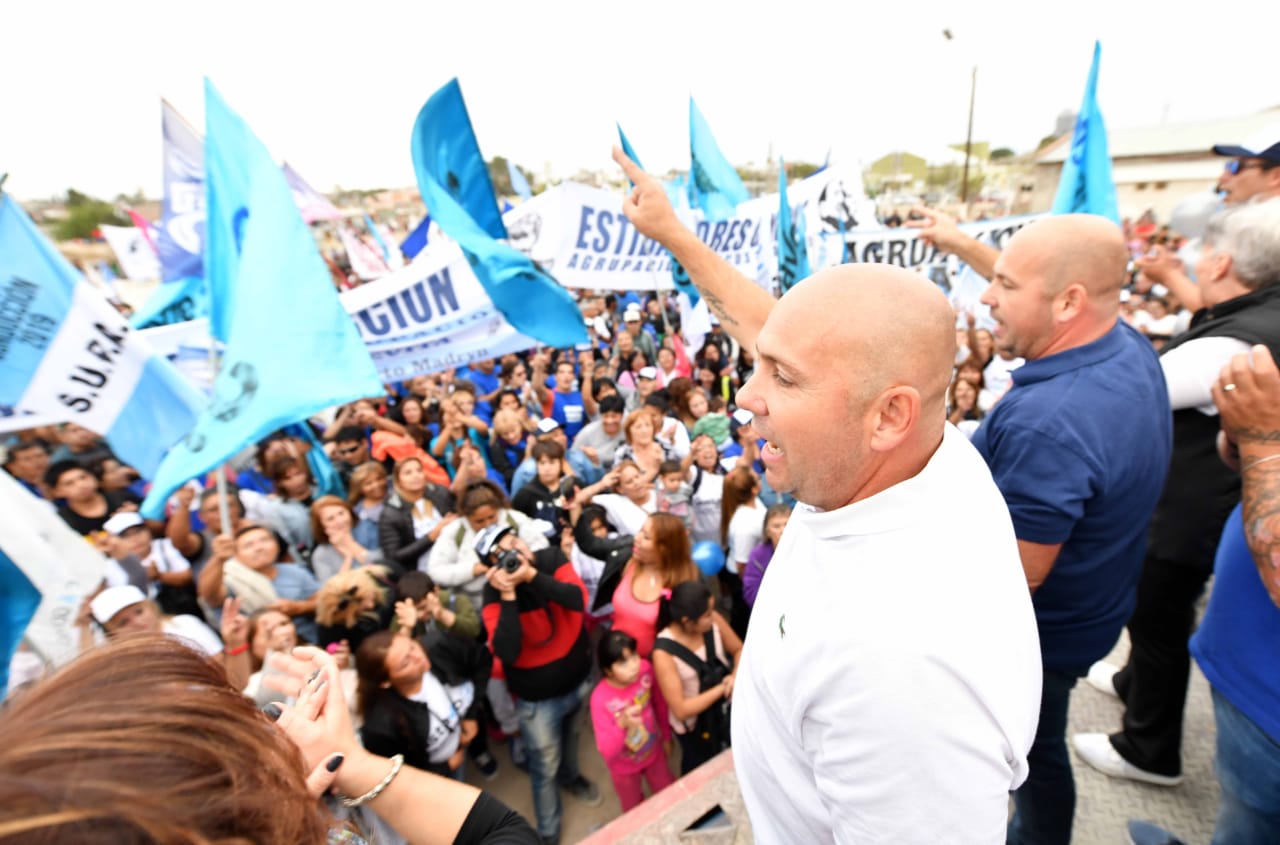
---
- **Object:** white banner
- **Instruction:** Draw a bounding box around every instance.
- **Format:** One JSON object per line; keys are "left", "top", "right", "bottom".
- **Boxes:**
{"left": 100, "top": 224, "right": 161, "bottom": 281}
{"left": 338, "top": 226, "right": 391, "bottom": 281}
{"left": 0, "top": 470, "right": 107, "bottom": 667}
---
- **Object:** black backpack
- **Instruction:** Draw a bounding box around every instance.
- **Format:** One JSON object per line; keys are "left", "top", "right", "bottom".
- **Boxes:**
{"left": 653, "top": 630, "right": 732, "bottom": 752}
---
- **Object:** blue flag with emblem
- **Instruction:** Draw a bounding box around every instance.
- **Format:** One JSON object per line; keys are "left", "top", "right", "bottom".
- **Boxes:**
{"left": 689, "top": 98, "right": 749, "bottom": 223}
{"left": 410, "top": 78, "right": 507, "bottom": 241}
{"left": 413, "top": 80, "right": 585, "bottom": 349}
{"left": 616, "top": 123, "right": 701, "bottom": 307}
{"left": 1051, "top": 41, "right": 1119, "bottom": 224}
{"left": 0, "top": 195, "right": 205, "bottom": 477}
{"left": 131, "top": 273, "right": 208, "bottom": 330}
{"left": 140, "top": 80, "right": 384, "bottom": 518}
{"left": 777, "top": 159, "right": 811, "bottom": 293}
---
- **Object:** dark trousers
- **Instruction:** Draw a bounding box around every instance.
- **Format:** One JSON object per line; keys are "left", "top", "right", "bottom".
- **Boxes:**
{"left": 1008, "top": 665, "right": 1088, "bottom": 845}
{"left": 1110, "top": 555, "right": 1212, "bottom": 776}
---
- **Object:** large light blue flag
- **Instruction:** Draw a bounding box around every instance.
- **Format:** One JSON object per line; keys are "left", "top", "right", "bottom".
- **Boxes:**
{"left": 616, "top": 123, "right": 701, "bottom": 307}
{"left": 777, "top": 160, "right": 812, "bottom": 293}
{"left": 141, "top": 81, "right": 384, "bottom": 518}
{"left": 507, "top": 159, "right": 533, "bottom": 201}
{"left": 1051, "top": 41, "right": 1119, "bottom": 224}
{"left": 0, "top": 195, "right": 205, "bottom": 476}
{"left": 413, "top": 81, "right": 585, "bottom": 349}
{"left": 0, "top": 547, "right": 41, "bottom": 695}
{"left": 411, "top": 78, "right": 507, "bottom": 241}
{"left": 157, "top": 100, "right": 206, "bottom": 283}
{"left": 131, "top": 274, "right": 208, "bottom": 330}
{"left": 689, "top": 98, "right": 749, "bottom": 223}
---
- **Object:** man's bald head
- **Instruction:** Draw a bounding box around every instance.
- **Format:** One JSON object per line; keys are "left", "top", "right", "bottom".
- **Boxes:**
{"left": 1008, "top": 214, "right": 1128, "bottom": 305}
{"left": 782, "top": 264, "right": 957, "bottom": 417}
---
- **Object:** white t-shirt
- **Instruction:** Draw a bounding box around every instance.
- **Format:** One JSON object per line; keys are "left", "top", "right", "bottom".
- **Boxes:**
{"left": 593, "top": 491, "right": 656, "bottom": 536}
{"left": 163, "top": 614, "right": 224, "bottom": 657}
{"left": 408, "top": 673, "right": 475, "bottom": 764}
{"left": 143, "top": 538, "right": 191, "bottom": 600}
{"left": 726, "top": 500, "right": 764, "bottom": 574}
{"left": 690, "top": 471, "right": 725, "bottom": 547}
{"left": 732, "top": 425, "right": 1041, "bottom": 844}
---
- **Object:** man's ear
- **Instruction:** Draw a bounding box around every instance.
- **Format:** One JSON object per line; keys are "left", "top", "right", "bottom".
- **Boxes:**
{"left": 867, "top": 387, "right": 920, "bottom": 453}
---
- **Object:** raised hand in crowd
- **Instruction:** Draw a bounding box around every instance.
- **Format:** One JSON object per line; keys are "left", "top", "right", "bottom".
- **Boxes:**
{"left": 1136, "top": 243, "right": 1202, "bottom": 312}
{"left": 1212, "top": 344, "right": 1280, "bottom": 606}
{"left": 219, "top": 596, "right": 250, "bottom": 690}
{"left": 905, "top": 206, "right": 999, "bottom": 280}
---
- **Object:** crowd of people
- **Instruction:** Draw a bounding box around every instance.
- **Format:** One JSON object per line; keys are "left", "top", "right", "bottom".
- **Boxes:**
{"left": 3, "top": 130, "right": 1279, "bottom": 845}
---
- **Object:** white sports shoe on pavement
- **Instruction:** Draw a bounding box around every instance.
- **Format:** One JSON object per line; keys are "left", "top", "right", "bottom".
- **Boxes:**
{"left": 1085, "top": 661, "right": 1120, "bottom": 698}
{"left": 1072, "top": 733, "right": 1183, "bottom": 787}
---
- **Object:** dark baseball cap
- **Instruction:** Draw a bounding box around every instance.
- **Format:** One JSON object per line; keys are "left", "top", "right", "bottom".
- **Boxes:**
{"left": 1212, "top": 121, "right": 1280, "bottom": 164}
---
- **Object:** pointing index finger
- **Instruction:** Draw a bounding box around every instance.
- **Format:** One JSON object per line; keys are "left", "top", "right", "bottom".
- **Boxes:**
{"left": 612, "top": 145, "right": 646, "bottom": 184}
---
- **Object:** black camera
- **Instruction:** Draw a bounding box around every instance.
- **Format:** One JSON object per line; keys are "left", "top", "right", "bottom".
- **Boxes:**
{"left": 491, "top": 547, "right": 523, "bottom": 574}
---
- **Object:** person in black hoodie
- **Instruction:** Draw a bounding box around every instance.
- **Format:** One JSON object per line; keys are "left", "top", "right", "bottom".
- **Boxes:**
{"left": 378, "top": 456, "right": 457, "bottom": 576}
{"left": 476, "top": 524, "right": 601, "bottom": 845}
{"left": 355, "top": 627, "right": 481, "bottom": 780}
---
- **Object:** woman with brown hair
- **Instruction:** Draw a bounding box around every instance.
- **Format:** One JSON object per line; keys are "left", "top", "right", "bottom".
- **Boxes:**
{"left": 611, "top": 408, "right": 674, "bottom": 481}
{"left": 315, "top": 566, "right": 395, "bottom": 653}
{"left": 608, "top": 513, "right": 699, "bottom": 659}
{"left": 377, "top": 456, "right": 457, "bottom": 576}
{"left": 719, "top": 467, "right": 762, "bottom": 638}
{"left": 0, "top": 636, "right": 538, "bottom": 844}
{"left": 310, "top": 495, "right": 386, "bottom": 583}
{"left": 347, "top": 460, "right": 389, "bottom": 552}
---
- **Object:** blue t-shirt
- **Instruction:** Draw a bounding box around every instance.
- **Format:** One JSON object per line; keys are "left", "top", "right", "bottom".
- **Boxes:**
{"left": 551, "top": 390, "right": 586, "bottom": 440}
{"left": 1191, "top": 504, "right": 1280, "bottom": 742}
{"left": 272, "top": 562, "right": 321, "bottom": 643}
{"left": 971, "top": 321, "right": 1172, "bottom": 668}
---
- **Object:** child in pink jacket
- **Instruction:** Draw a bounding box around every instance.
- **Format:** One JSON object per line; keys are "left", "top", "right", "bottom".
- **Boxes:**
{"left": 590, "top": 629, "right": 675, "bottom": 811}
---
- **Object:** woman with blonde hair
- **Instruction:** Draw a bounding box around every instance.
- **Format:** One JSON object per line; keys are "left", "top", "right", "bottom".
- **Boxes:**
{"left": 378, "top": 456, "right": 457, "bottom": 575}
{"left": 346, "top": 460, "right": 389, "bottom": 551}
{"left": 315, "top": 565, "right": 395, "bottom": 653}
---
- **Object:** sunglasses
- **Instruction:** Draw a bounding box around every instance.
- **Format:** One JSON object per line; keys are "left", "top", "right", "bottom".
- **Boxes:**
{"left": 1224, "top": 159, "right": 1269, "bottom": 175}
{"left": 336, "top": 445, "right": 363, "bottom": 456}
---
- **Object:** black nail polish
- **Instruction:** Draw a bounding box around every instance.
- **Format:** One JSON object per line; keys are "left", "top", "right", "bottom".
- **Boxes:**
{"left": 262, "top": 702, "right": 283, "bottom": 721}
{"left": 326, "top": 754, "right": 345, "bottom": 772}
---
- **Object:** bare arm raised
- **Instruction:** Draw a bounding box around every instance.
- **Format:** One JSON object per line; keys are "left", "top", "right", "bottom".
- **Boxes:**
{"left": 905, "top": 206, "right": 999, "bottom": 281}
{"left": 612, "top": 146, "right": 774, "bottom": 352}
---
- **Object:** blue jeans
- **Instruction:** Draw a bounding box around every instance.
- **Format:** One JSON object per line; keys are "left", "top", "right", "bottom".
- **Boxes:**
{"left": 515, "top": 678, "right": 592, "bottom": 839}
{"left": 1008, "top": 664, "right": 1088, "bottom": 845}
{"left": 1211, "top": 688, "right": 1280, "bottom": 845}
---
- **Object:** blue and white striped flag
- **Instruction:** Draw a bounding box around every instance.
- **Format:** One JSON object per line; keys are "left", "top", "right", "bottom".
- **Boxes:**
{"left": 0, "top": 194, "right": 205, "bottom": 478}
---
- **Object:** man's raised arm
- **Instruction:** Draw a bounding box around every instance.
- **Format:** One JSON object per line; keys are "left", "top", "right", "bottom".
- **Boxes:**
{"left": 612, "top": 147, "right": 774, "bottom": 352}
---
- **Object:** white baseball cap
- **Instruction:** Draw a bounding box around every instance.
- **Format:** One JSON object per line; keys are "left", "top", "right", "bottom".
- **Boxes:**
{"left": 102, "top": 512, "right": 145, "bottom": 536}
{"left": 90, "top": 585, "right": 147, "bottom": 625}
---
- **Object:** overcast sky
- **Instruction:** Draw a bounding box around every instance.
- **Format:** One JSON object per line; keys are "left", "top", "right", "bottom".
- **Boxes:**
{"left": 2, "top": 0, "right": 1274, "bottom": 201}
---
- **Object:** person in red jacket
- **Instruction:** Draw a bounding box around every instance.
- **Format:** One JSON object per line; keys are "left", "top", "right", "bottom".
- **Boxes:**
{"left": 477, "top": 524, "right": 602, "bottom": 844}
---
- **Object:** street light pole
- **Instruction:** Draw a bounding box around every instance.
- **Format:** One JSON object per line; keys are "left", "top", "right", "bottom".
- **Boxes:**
{"left": 961, "top": 65, "right": 976, "bottom": 208}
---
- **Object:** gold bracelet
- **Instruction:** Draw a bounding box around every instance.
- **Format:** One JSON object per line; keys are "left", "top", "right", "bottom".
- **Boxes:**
{"left": 341, "top": 754, "right": 404, "bottom": 808}
{"left": 1242, "top": 454, "right": 1280, "bottom": 472}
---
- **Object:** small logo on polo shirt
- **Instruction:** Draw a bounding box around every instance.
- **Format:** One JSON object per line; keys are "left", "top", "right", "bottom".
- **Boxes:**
{"left": 779, "top": 614, "right": 786, "bottom": 639}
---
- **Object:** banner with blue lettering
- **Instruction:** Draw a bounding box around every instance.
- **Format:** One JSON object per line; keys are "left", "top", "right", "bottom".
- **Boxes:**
{"left": 689, "top": 98, "right": 749, "bottom": 223}
{"left": 1051, "top": 41, "right": 1119, "bottom": 224}
{"left": 157, "top": 100, "right": 206, "bottom": 283}
{"left": 131, "top": 273, "right": 207, "bottom": 330}
{"left": 0, "top": 195, "right": 205, "bottom": 475}
{"left": 140, "top": 81, "right": 384, "bottom": 518}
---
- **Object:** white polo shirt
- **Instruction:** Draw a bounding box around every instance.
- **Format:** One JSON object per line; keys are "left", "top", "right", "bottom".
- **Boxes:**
{"left": 732, "top": 425, "right": 1041, "bottom": 844}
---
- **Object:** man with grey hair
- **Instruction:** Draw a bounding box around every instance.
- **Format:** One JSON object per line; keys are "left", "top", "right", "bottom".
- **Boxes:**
{"left": 1075, "top": 199, "right": 1280, "bottom": 786}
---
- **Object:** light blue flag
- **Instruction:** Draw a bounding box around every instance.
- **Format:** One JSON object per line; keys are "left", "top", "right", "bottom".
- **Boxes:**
{"left": 363, "top": 213, "right": 393, "bottom": 263}
{"left": 616, "top": 123, "right": 701, "bottom": 307}
{"left": 1051, "top": 41, "right": 1120, "bottom": 224}
{"left": 410, "top": 78, "right": 507, "bottom": 241}
{"left": 413, "top": 81, "right": 586, "bottom": 349}
{"left": 689, "top": 98, "right": 749, "bottom": 223}
{"left": 157, "top": 100, "right": 206, "bottom": 283}
{"left": 0, "top": 549, "right": 41, "bottom": 694}
{"left": 131, "top": 274, "right": 208, "bottom": 329}
{"left": 401, "top": 214, "right": 430, "bottom": 260}
{"left": 777, "top": 159, "right": 812, "bottom": 293}
{"left": 0, "top": 195, "right": 205, "bottom": 477}
{"left": 507, "top": 159, "right": 533, "bottom": 201}
{"left": 141, "top": 81, "right": 384, "bottom": 518}
{"left": 283, "top": 421, "right": 345, "bottom": 498}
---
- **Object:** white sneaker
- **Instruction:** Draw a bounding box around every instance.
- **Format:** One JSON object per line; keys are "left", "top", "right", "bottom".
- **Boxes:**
{"left": 1085, "top": 661, "right": 1120, "bottom": 698}
{"left": 1072, "top": 733, "right": 1183, "bottom": 786}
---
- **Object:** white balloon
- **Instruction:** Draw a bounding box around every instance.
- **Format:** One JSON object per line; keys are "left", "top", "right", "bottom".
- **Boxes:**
{"left": 1168, "top": 191, "right": 1221, "bottom": 240}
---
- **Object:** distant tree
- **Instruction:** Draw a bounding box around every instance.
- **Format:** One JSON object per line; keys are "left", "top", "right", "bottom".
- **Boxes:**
{"left": 487, "top": 156, "right": 535, "bottom": 197}
{"left": 990, "top": 147, "right": 1016, "bottom": 161}
{"left": 788, "top": 162, "right": 822, "bottom": 179}
{"left": 54, "top": 189, "right": 126, "bottom": 240}
{"left": 1036, "top": 134, "right": 1060, "bottom": 150}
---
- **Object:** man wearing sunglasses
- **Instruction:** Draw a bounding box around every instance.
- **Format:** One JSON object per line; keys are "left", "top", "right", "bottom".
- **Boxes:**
{"left": 1214, "top": 128, "right": 1280, "bottom": 206}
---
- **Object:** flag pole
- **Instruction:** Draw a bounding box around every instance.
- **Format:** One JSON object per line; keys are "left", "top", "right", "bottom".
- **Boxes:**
{"left": 208, "top": 342, "right": 233, "bottom": 537}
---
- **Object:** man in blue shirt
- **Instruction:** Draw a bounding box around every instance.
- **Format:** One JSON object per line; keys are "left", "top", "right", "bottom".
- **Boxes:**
{"left": 967, "top": 215, "right": 1173, "bottom": 845}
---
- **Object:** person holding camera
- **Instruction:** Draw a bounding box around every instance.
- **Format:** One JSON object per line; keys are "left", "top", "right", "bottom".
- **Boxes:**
{"left": 476, "top": 523, "right": 601, "bottom": 845}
